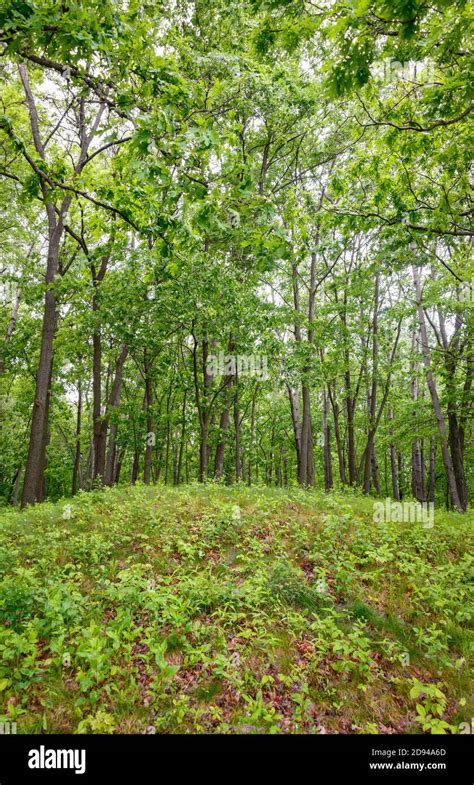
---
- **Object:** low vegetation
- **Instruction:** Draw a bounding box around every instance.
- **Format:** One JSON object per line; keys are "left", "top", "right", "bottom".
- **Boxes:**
{"left": 0, "top": 485, "right": 471, "bottom": 734}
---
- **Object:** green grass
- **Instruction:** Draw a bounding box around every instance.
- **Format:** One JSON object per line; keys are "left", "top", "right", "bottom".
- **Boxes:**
{"left": 0, "top": 484, "right": 472, "bottom": 734}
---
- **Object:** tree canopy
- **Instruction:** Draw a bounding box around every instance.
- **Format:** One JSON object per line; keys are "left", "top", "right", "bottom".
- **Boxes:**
{"left": 0, "top": 0, "right": 472, "bottom": 511}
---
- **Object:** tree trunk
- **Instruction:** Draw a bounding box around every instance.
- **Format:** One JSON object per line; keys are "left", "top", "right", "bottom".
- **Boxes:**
{"left": 410, "top": 330, "right": 425, "bottom": 502}
{"left": 192, "top": 329, "right": 213, "bottom": 483}
{"left": 176, "top": 391, "right": 187, "bottom": 485}
{"left": 20, "top": 67, "right": 103, "bottom": 505}
{"left": 234, "top": 375, "right": 241, "bottom": 482}
{"left": 91, "top": 259, "right": 109, "bottom": 485}
{"left": 389, "top": 408, "right": 399, "bottom": 501}
{"left": 363, "top": 275, "right": 379, "bottom": 495}
{"left": 0, "top": 285, "right": 21, "bottom": 376}
{"left": 327, "top": 380, "right": 346, "bottom": 485}
{"left": 72, "top": 379, "right": 82, "bottom": 495}
{"left": 322, "top": 385, "right": 333, "bottom": 490}
{"left": 412, "top": 264, "right": 462, "bottom": 511}
{"left": 398, "top": 451, "right": 404, "bottom": 500}
{"left": 247, "top": 386, "right": 257, "bottom": 486}
{"left": 214, "top": 339, "right": 234, "bottom": 479}
{"left": 22, "top": 240, "right": 59, "bottom": 506}
{"left": 143, "top": 350, "right": 154, "bottom": 484}
{"left": 287, "top": 384, "right": 302, "bottom": 478}
{"left": 102, "top": 344, "right": 128, "bottom": 486}
{"left": 437, "top": 310, "right": 468, "bottom": 511}
{"left": 427, "top": 437, "right": 436, "bottom": 503}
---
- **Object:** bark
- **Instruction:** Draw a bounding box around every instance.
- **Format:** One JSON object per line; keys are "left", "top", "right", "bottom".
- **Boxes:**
{"left": 91, "top": 256, "right": 109, "bottom": 485}
{"left": 214, "top": 338, "right": 234, "bottom": 479}
{"left": 281, "top": 444, "right": 288, "bottom": 486}
{"left": 22, "top": 239, "right": 60, "bottom": 505}
{"left": 247, "top": 386, "right": 257, "bottom": 486}
{"left": 0, "top": 286, "right": 21, "bottom": 376}
{"left": 339, "top": 287, "right": 360, "bottom": 486}
{"left": 322, "top": 385, "right": 333, "bottom": 490}
{"left": 287, "top": 384, "right": 302, "bottom": 477}
{"left": 398, "top": 452, "right": 404, "bottom": 500}
{"left": 193, "top": 322, "right": 223, "bottom": 483}
{"left": 115, "top": 448, "right": 125, "bottom": 485}
{"left": 100, "top": 344, "right": 128, "bottom": 486}
{"left": 192, "top": 329, "right": 212, "bottom": 483}
{"left": 358, "top": 306, "right": 402, "bottom": 495}
{"left": 292, "top": 252, "right": 316, "bottom": 486}
{"left": 327, "top": 379, "right": 346, "bottom": 485}
{"left": 72, "top": 379, "right": 82, "bottom": 495}
{"left": 299, "top": 384, "right": 313, "bottom": 485}
{"left": 164, "top": 385, "right": 173, "bottom": 484}
{"left": 363, "top": 276, "right": 379, "bottom": 495}
{"left": 143, "top": 350, "right": 154, "bottom": 484}
{"left": 234, "top": 374, "right": 241, "bottom": 482}
{"left": 410, "top": 330, "right": 425, "bottom": 502}
{"left": 412, "top": 264, "right": 462, "bottom": 511}
{"left": 427, "top": 437, "right": 436, "bottom": 503}
{"left": 176, "top": 391, "right": 187, "bottom": 485}
{"left": 131, "top": 450, "right": 140, "bottom": 483}
{"left": 438, "top": 309, "right": 468, "bottom": 511}
{"left": 389, "top": 407, "right": 400, "bottom": 501}
{"left": 21, "top": 69, "right": 104, "bottom": 505}
{"left": 12, "top": 466, "right": 22, "bottom": 507}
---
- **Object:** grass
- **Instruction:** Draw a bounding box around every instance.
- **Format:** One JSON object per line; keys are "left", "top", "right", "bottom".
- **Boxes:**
{"left": 0, "top": 484, "right": 472, "bottom": 734}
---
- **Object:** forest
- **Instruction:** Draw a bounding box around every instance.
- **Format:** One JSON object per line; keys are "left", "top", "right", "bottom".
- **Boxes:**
{"left": 0, "top": 0, "right": 472, "bottom": 740}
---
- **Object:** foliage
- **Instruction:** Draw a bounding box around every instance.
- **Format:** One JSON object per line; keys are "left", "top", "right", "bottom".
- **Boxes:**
{"left": 0, "top": 485, "right": 471, "bottom": 733}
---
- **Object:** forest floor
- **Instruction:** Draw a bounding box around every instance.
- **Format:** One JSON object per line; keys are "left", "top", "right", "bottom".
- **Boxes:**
{"left": 0, "top": 485, "right": 472, "bottom": 734}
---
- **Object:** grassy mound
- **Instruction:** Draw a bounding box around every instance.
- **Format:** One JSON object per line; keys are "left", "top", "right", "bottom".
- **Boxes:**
{"left": 0, "top": 485, "right": 472, "bottom": 734}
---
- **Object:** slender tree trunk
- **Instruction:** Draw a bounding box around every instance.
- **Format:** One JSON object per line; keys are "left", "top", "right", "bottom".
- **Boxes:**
{"left": 12, "top": 466, "right": 22, "bottom": 507}
{"left": 282, "top": 444, "right": 288, "bottom": 486}
{"left": 428, "top": 437, "right": 436, "bottom": 503}
{"left": 72, "top": 379, "right": 82, "bottom": 495}
{"left": 105, "top": 422, "right": 118, "bottom": 485}
{"left": 410, "top": 330, "right": 425, "bottom": 502}
{"left": 291, "top": 259, "right": 312, "bottom": 486}
{"left": 91, "top": 258, "right": 109, "bottom": 485}
{"left": 176, "top": 390, "right": 187, "bottom": 485}
{"left": 389, "top": 408, "right": 399, "bottom": 501}
{"left": 0, "top": 286, "right": 21, "bottom": 376}
{"left": 115, "top": 448, "right": 125, "bottom": 485}
{"left": 327, "top": 380, "right": 346, "bottom": 485}
{"left": 22, "top": 239, "right": 59, "bottom": 506}
{"left": 192, "top": 329, "right": 212, "bottom": 483}
{"left": 20, "top": 68, "right": 103, "bottom": 505}
{"left": 437, "top": 310, "right": 468, "bottom": 511}
{"left": 322, "top": 385, "right": 333, "bottom": 490}
{"left": 344, "top": 359, "right": 357, "bottom": 485}
{"left": 412, "top": 264, "right": 462, "bottom": 511}
{"left": 164, "top": 388, "right": 173, "bottom": 485}
{"left": 102, "top": 344, "right": 128, "bottom": 486}
{"left": 214, "top": 339, "right": 234, "bottom": 479}
{"left": 398, "top": 451, "right": 404, "bottom": 500}
{"left": 420, "top": 436, "right": 427, "bottom": 500}
{"left": 363, "top": 276, "right": 379, "bottom": 495}
{"left": 131, "top": 450, "right": 140, "bottom": 483}
{"left": 247, "top": 386, "right": 257, "bottom": 486}
{"left": 143, "top": 350, "right": 154, "bottom": 484}
{"left": 287, "top": 384, "right": 302, "bottom": 478}
{"left": 234, "top": 374, "right": 241, "bottom": 482}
